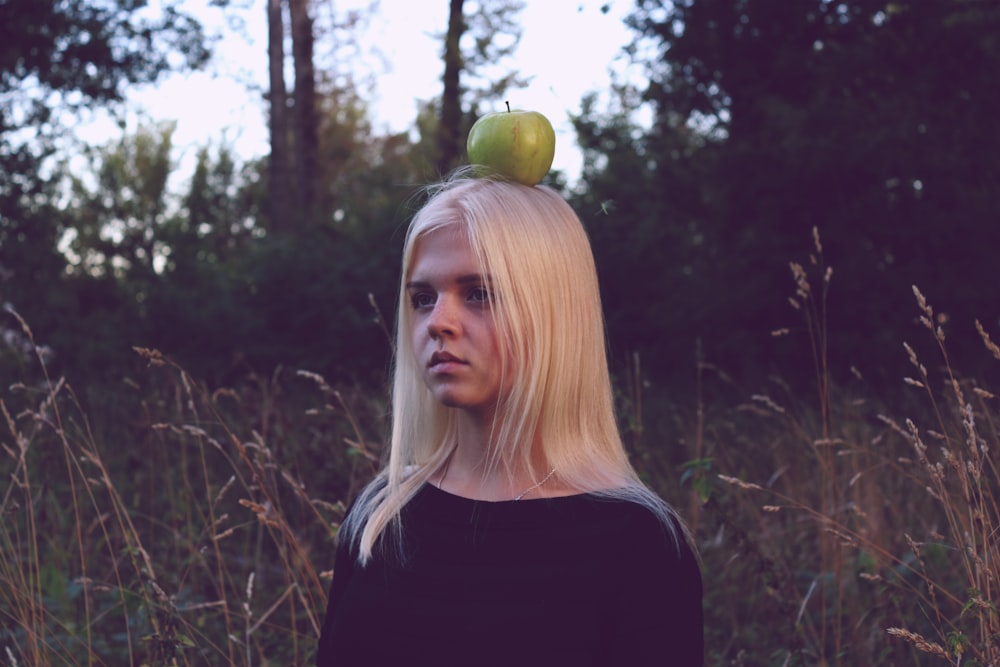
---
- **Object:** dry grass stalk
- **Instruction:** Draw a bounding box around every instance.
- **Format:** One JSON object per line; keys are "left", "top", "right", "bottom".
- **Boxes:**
{"left": 703, "top": 233, "right": 1000, "bottom": 666}
{"left": 0, "top": 309, "right": 377, "bottom": 665}
{"left": 886, "top": 628, "right": 950, "bottom": 661}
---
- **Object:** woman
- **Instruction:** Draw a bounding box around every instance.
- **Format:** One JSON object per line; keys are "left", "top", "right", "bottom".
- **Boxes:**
{"left": 316, "top": 176, "right": 703, "bottom": 666}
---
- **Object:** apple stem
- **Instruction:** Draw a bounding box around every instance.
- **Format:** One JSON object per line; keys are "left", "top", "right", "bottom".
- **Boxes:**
{"left": 505, "top": 101, "right": 510, "bottom": 113}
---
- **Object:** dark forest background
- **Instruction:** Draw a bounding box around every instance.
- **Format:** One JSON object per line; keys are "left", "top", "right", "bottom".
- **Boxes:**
{"left": 2, "top": 1, "right": 1000, "bottom": 665}
{"left": 4, "top": 0, "right": 997, "bottom": 395}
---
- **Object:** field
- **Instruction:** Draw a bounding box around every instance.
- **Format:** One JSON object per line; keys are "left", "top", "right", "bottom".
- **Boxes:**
{"left": 2, "top": 239, "right": 999, "bottom": 666}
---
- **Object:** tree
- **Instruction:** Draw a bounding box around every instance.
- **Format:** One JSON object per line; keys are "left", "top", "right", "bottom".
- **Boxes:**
{"left": 0, "top": 1, "right": 209, "bottom": 118}
{"left": 570, "top": 83, "right": 718, "bottom": 382}
{"left": 0, "top": 0, "right": 209, "bottom": 201}
{"left": 180, "top": 143, "right": 259, "bottom": 266}
{"left": 290, "top": 0, "right": 319, "bottom": 226}
{"left": 267, "top": 0, "right": 293, "bottom": 234}
{"left": 438, "top": 0, "right": 465, "bottom": 174}
{"left": 432, "top": 0, "right": 528, "bottom": 174}
{"left": 65, "top": 123, "right": 176, "bottom": 282}
{"left": 0, "top": 0, "right": 210, "bottom": 366}
{"left": 615, "top": 0, "right": 1000, "bottom": 384}
{"left": 266, "top": 0, "right": 354, "bottom": 233}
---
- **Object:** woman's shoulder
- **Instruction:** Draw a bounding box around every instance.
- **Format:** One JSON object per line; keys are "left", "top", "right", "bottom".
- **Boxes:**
{"left": 570, "top": 493, "right": 698, "bottom": 569}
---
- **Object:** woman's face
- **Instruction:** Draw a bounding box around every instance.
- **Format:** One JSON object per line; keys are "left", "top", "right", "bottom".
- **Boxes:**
{"left": 406, "top": 226, "right": 510, "bottom": 418}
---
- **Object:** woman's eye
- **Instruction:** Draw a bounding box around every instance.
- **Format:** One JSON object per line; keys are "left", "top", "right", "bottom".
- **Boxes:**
{"left": 410, "top": 292, "right": 435, "bottom": 309}
{"left": 468, "top": 286, "right": 491, "bottom": 304}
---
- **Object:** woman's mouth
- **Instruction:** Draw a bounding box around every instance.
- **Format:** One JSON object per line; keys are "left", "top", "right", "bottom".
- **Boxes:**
{"left": 429, "top": 351, "right": 466, "bottom": 369}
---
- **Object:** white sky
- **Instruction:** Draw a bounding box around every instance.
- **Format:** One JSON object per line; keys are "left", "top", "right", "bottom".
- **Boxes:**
{"left": 73, "top": 0, "right": 641, "bottom": 187}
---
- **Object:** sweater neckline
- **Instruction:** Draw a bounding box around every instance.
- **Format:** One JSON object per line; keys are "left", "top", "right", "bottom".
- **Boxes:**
{"left": 414, "top": 482, "right": 597, "bottom": 526}
{"left": 422, "top": 480, "right": 592, "bottom": 504}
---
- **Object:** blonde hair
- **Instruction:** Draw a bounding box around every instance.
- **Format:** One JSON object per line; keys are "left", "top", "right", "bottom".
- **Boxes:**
{"left": 342, "top": 176, "right": 685, "bottom": 563}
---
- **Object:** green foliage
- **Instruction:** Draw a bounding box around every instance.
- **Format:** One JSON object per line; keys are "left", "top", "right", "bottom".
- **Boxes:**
{"left": 65, "top": 122, "right": 177, "bottom": 281}
{"left": 0, "top": 0, "right": 209, "bottom": 106}
{"left": 458, "top": 0, "right": 529, "bottom": 103}
{"left": 571, "top": 89, "right": 719, "bottom": 378}
{"left": 578, "top": 0, "right": 1000, "bottom": 388}
{"left": 0, "top": 0, "right": 208, "bottom": 193}
{"left": 3, "top": 79, "right": 423, "bottom": 385}
{"left": 1, "top": 0, "right": 213, "bottom": 392}
{"left": 0, "top": 0, "right": 210, "bottom": 196}
{"left": 680, "top": 457, "right": 714, "bottom": 504}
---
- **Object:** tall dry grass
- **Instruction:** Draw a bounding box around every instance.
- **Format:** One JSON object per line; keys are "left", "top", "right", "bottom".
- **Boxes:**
{"left": 0, "top": 309, "right": 381, "bottom": 666}
{"left": 656, "top": 229, "right": 1000, "bottom": 666}
{"left": 2, "top": 228, "right": 998, "bottom": 666}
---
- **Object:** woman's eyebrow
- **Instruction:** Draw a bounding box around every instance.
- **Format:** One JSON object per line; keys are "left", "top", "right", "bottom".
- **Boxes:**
{"left": 405, "top": 274, "right": 491, "bottom": 289}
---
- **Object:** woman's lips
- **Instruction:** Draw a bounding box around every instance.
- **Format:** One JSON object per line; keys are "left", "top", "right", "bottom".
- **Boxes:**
{"left": 429, "top": 351, "right": 466, "bottom": 370}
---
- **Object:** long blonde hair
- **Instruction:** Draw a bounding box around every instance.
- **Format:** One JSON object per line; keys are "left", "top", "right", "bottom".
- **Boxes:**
{"left": 342, "top": 176, "right": 684, "bottom": 563}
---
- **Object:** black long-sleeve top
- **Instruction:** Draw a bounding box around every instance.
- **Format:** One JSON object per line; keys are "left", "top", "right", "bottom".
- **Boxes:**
{"left": 316, "top": 483, "right": 703, "bottom": 666}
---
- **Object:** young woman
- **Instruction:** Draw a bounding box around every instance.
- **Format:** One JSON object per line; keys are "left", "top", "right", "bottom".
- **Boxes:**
{"left": 316, "top": 176, "right": 703, "bottom": 666}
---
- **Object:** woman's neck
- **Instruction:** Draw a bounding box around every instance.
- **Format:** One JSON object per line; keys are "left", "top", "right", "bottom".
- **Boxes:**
{"left": 436, "top": 413, "right": 552, "bottom": 501}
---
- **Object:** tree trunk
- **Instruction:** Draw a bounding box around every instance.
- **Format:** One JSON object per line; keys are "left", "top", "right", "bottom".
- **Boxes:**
{"left": 267, "top": 0, "right": 292, "bottom": 234}
{"left": 290, "top": 0, "right": 318, "bottom": 228}
{"left": 437, "top": 0, "right": 464, "bottom": 175}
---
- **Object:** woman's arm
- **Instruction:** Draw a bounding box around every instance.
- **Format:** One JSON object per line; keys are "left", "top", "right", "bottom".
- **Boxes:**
{"left": 315, "top": 517, "right": 358, "bottom": 666}
{"left": 610, "top": 510, "right": 704, "bottom": 666}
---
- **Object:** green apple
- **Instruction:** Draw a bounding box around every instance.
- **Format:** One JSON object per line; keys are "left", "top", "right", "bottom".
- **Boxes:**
{"left": 466, "top": 106, "right": 556, "bottom": 186}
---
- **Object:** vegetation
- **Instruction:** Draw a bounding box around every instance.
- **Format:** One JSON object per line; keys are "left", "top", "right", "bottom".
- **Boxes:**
{"left": 1, "top": 310, "right": 376, "bottom": 666}
{"left": 4, "top": 232, "right": 999, "bottom": 665}
{"left": 578, "top": 0, "right": 1000, "bottom": 387}
{"left": 2, "top": 0, "right": 999, "bottom": 664}
{"left": 682, "top": 235, "right": 1000, "bottom": 666}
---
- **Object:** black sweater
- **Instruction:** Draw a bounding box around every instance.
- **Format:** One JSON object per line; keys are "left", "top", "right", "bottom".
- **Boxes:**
{"left": 316, "top": 483, "right": 703, "bottom": 666}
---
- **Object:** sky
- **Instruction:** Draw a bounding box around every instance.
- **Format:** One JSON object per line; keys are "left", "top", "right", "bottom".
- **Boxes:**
{"left": 73, "top": 0, "right": 641, "bottom": 188}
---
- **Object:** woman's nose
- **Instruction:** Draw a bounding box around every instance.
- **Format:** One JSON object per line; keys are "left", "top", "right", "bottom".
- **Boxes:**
{"left": 427, "top": 296, "right": 461, "bottom": 339}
